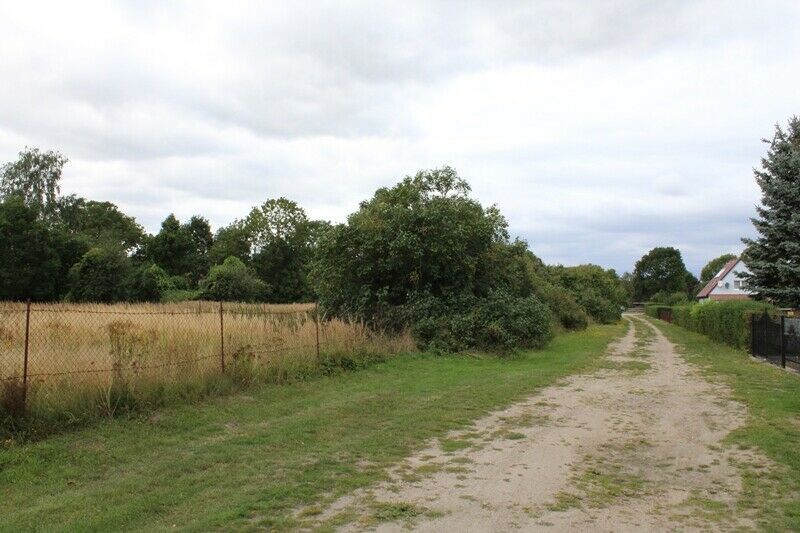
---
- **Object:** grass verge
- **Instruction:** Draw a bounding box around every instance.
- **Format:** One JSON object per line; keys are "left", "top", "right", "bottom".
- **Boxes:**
{"left": 647, "top": 317, "right": 800, "bottom": 530}
{"left": 0, "top": 323, "right": 624, "bottom": 531}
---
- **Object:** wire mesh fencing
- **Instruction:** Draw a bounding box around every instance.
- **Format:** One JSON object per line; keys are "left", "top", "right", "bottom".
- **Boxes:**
{"left": 1, "top": 301, "right": 412, "bottom": 422}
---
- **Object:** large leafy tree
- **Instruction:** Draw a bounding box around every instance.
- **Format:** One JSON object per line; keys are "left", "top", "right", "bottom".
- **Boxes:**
{"left": 742, "top": 117, "right": 800, "bottom": 306}
{"left": 244, "top": 198, "right": 325, "bottom": 303}
{"left": 632, "top": 247, "right": 692, "bottom": 300}
{"left": 186, "top": 215, "right": 213, "bottom": 281}
{"left": 0, "top": 196, "right": 61, "bottom": 301}
{"left": 0, "top": 147, "right": 67, "bottom": 219}
{"left": 56, "top": 195, "right": 145, "bottom": 252}
{"left": 313, "top": 167, "right": 506, "bottom": 322}
{"left": 145, "top": 214, "right": 193, "bottom": 276}
{"left": 209, "top": 222, "right": 251, "bottom": 265}
{"left": 145, "top": 214, "right": 212, "bottom": 284}
{"left": 700, "top": 253, "right": 736, "bottom": 283}
{"left": 0, "top": 148, "right": 148, "bottom": 300}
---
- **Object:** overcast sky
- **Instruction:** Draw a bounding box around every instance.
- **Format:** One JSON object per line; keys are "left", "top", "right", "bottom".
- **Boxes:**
{"left": 1, "top": 1, "right": 798, "bottom": 274}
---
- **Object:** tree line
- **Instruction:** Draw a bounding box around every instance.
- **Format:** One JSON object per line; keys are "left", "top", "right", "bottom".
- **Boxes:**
{"left": 0, "top": 155, "right": 630, "bottom": 352}
{"left": 0, "top": 148, "right": 329, "bottom": 304}
{"left": 3, "top": 114, "right": 795, "bottom": 350}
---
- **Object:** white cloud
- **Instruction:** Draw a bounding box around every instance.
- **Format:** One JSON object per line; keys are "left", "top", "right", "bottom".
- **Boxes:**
{"left": 1, "top": 0, "right": 798, "bottom": 273}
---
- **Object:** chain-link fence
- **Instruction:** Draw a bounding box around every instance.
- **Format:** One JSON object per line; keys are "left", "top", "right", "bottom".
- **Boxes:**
{"left": 0, "top": 301, "right": 375, "bottom": 419}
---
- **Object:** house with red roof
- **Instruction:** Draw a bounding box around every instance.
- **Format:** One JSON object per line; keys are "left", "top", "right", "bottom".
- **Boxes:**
{"left": 696, "top": 257, "right": 753, "bottom": 302}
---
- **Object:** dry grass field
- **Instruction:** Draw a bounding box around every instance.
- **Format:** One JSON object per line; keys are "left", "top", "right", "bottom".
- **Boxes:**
{"left": 0, "top": 301, "right": 414, "bottom": 429}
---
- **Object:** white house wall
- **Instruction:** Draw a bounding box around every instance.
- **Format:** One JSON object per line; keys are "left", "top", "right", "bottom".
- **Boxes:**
{"left": 709, "top": 261, "right": 753, "bottom": 296}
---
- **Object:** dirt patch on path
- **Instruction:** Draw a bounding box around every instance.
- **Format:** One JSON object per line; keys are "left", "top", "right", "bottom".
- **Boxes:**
{"left": 307, "top": 316, "right": 768, "bottom": 531}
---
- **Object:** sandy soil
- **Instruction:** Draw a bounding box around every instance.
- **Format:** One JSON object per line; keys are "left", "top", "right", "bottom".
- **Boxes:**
{"left": 306, "top": 315, "right": 768, "bottom": 532}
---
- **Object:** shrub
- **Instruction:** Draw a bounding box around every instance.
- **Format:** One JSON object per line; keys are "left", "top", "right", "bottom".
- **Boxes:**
{"left": 576, "top": 289, "right": 620, "bottom": 324}
{"left": 200, "top": 256, "right": 269, "bottom": 302}
{"left": 67, "top": 247, "right": 130, "bottom": 303}
{"left": 534, "top": 282, "right": 589, "bottom": 331}
{"left": 168, "top": 275, "right": 190, "bottom": 290}
{"left": 312, "top": 167, "right": 508, "bottom": 331}
{"left": 408, "top": 291, "right": 552, "bottom": 354}
{"left": 548, "top": 264, "right": 628, "bottom": 324}
{"left": 127, "top": 263, "right": 172, "bottom": 302}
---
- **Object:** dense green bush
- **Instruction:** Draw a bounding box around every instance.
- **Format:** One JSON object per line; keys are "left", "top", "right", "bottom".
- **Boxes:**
{"left": 313, "top": 168, "right": 560, "bottom": 352}
{"left": 549, "top": 264, "right": 628, "bottom": 324}
{"left": 533, "top": 280, "right": 589, "bottom": 331}
{"left": 127, "top": 263, "right": 172, "bottom": 302}
{"left": 648, "top": 300, "right": 774, "bottom": 350}
{"left": 67, "top": 247, "right": 130, "bottom": 303}
{"left": 312, "top": 168, "right": 577, "bottom": 352}
{"left": 408, "top": 291, "right": 552, "bottom": 354}
{"left": 313, "top": 168, "right": 502, "bottom": 325}
{"left": 576, "top": 289, "right": 621, "bottom": 324}
{"left": 200, "top": 257, "right": 269, "bottom": 302}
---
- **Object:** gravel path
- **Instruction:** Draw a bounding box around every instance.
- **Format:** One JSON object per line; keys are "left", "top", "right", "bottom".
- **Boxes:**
{"left": 309, "top": 316, "right": 767, "bottom": 532}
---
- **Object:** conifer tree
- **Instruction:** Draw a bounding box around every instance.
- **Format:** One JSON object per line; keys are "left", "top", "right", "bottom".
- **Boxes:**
{"left": 742, "top": 117, "right": 800, "bottom": 306}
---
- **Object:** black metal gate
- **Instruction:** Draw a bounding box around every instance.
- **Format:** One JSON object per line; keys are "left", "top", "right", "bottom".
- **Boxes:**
{"left": 784, "top": 316, "right": 800, "bottom": 366}
{"left": 751, "top": 311, "right": 800, "bottom": 368}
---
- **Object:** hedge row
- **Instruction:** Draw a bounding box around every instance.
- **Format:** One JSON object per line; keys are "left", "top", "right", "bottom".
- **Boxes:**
{"left": 645, "top": 300, "right": 774, "bottom": 350}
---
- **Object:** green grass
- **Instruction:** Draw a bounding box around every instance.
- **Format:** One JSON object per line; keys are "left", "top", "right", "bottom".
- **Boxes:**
{"left": 159, "top": 289, "right": 203, "bottom": 302}
{"left": 598, "top": 359, "right": 651, "bottom": 374}
{"left": 547, "top": 491, "right": 583, "bottom": 511}
{"left": 630, "top": 317, "right": 656, "bottom": 357}
{"left": 575, "top": 460, "right": 647, "bottom": 508}
{"left": 647, "top": 318, "right": 800, "bottom": 530}
{"left": 0, "top": 323, "right": 625, "bottom": 531}
{"left": 369, "top": 501, "right": 442, "bottom": 524}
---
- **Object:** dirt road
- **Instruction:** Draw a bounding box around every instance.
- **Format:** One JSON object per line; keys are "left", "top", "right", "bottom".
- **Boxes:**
{"left": 310, "top": 315, "right": 768, "bottom": 531}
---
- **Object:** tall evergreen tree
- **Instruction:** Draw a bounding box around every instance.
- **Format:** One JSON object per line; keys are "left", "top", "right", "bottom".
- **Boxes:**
{"left": 742, "top": 117, "right": 800, "bottom": 306}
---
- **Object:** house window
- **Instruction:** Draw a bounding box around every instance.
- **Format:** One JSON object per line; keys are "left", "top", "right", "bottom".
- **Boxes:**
{"left": 734, "top": 280, "right": 741, "bottom": 289}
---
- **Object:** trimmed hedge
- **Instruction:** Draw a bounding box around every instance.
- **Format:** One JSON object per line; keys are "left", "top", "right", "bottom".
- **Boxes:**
{"left": 646, "top": 300, "right": 775, "bottom": 350}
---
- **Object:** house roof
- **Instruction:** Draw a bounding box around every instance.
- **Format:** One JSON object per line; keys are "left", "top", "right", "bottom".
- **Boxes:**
{"left": 696, "top": 258, "right": 740, "bottom": 299}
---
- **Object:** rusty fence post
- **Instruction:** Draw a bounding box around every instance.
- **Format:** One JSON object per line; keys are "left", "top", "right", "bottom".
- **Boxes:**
{"left": 22, "top": 299, "right": 31, "bottom": 409}
{"left": 314, "top": 303, "right": 321, "bottom": 359}
{"left": 219, "top": 301, "right": 225, "bottom": 373}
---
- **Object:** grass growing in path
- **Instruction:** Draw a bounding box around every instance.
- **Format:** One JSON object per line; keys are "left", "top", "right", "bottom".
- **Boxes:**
{"left": 0, "top": 323, "right": 625, "bottom": 531}
{"left": 647, "top": 318, "right": 800, "bottom": 530}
